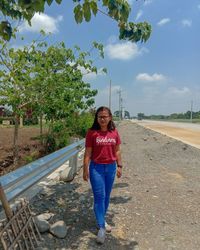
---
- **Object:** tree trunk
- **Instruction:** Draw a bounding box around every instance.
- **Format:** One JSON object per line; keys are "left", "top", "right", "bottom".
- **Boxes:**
{"left": 13, "top": 115, "right": 19, "bottom": 166}
{"left": 39, "top": 114, "right": 43, "bottom": 144}
{"left": 19, "top": 116, "right": 23, "bottom": 128}
{"left": 39, "top": 114, "right": 43, "bottom": 135}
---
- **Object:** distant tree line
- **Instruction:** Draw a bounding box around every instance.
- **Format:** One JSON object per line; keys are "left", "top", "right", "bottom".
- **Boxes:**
{"left": 137, "top": 111, "right": 200, "bottom": 120}
{"left": 114, "top": 110, "right": 130, "bottom": 119}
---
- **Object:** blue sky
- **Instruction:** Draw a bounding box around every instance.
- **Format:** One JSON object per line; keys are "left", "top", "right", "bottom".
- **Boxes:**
{"left": 11, "top": 0, "right": 200, "bottom": 116}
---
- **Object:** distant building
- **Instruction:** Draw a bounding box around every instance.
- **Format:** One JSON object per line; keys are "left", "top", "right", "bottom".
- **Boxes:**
{"left": 0, "top": 106, "right": 5, "bottom": 116}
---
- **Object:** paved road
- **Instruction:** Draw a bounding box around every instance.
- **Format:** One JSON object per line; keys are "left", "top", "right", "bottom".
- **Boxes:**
{"left": 132, "top": 120, "right": 200, "bottom": 149}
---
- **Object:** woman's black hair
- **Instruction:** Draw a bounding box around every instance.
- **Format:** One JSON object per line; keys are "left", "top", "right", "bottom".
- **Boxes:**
{"left": 90, "top": 106, "right": 116, "bottom": 131}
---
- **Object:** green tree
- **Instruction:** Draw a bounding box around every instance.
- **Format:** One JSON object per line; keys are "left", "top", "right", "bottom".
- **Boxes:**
{"left": 0, "top": 34, "right": 104, "bottom": 163}
{"left": 137, "top": 112, "right": 144, "bottom": 120}
{"left": 0, "top": 0, "right": 151, "bottom": 42}
{"left": 28, "top": 39, "right": 104, "bottom": 136}
{"left": 0, "top": 41, "right": 33, "bottom": 164}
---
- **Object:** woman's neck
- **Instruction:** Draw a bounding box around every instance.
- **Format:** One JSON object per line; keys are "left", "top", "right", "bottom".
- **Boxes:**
{"left": 100, "top": 126, "right": 108, "bottom": 131}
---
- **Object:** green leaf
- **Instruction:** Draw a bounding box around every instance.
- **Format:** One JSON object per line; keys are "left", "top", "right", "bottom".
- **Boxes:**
{"left": 74, "top": 5, "right": 83, "bottom": 23}
{"left": 40, "top": 29, "right": 46, "bottom": 36}
{"left": 55, "top": 0, "right": 62, "bottom": 4}
{"left": 46, "top": 0, "right": 54, "bottom": 6}
{"left": 34, "top": 0, "right": 45, "bottom": 12}
{"left": 120, "top": 4, "right": 129, "bottom": 22}
{"left": 90, "top": 1, "right": 98, "bottom": 16}
{"left": 83, "top": 1, "right": 91, "bottom": 22}
{"left": 92, "top": 41, "right": 98, "bottom": 48}
{"left": 103, "top": 0, "right": 109, "bottom": 6}
{"left": 0, "top": 21, "right": 12, "bottom": 41}
{"left": 118, "top": 21, "right": 151, "bottom": 43}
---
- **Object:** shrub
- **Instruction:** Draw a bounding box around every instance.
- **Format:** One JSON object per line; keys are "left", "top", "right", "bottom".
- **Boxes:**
{"left": 45, "top": 121, "right": 70, "bottom": 153}
{"left": 65, "top": 112, "right": 94, "bottom": 138}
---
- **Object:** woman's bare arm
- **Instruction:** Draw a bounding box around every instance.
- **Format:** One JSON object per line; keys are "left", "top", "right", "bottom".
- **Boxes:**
{"left": 83, "top": 147, "right": 92, "bottom": 181}
{"left": 116, "top": 144, "right": 122, "bottom": 178}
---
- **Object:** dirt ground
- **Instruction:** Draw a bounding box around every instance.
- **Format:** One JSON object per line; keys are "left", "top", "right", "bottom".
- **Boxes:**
{"left": 0, "top": 126, "right": 45, "bottom": 175}
{"left": 26, "top": 121, "right": 200, "bottom": 250}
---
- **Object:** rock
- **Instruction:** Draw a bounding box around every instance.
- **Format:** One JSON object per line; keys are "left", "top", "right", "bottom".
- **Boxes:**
{"left": 34, "top": 217, "right": 50, "bottom": 233}
{"left": 59, "top": 167, "right": 75, "bottom": 182}
{"left": 182, "top": 145, "right": 188, "bottom": 150}
{"left": 79, "top": 195, "right": 86, "bottom": 202}
{"left": 50, "top": 221, "right": 68, "bottom": 238}
{"left": 37, "top": 213, "right": 54, "bottom": 221}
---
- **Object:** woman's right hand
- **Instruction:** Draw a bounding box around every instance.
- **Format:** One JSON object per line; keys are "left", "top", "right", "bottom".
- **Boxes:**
{"left": 83, "top": 167, "right": 89, "bottom": 181}
{"left": 117, "top": 166, "right": 122, "bottom": 178}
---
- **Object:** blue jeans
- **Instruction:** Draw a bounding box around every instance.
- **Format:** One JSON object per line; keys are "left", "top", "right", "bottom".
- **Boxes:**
{"left": 89, "top": 161, "right": 116, "bottom": 228}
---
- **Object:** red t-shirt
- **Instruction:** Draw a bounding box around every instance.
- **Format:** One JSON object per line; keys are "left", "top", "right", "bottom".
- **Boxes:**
{"left": 85, "top": 129, "right": 121, "bottom": 164}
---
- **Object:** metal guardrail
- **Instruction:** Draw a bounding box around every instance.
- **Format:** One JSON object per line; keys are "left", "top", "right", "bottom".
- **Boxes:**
{"left": 0, "top": 139, "right": 85, "bottom": 203}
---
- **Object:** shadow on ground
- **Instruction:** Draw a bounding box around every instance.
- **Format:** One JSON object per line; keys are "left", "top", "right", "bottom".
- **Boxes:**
{"left": 31, "top": 178, "right": 138, "bottom": 250}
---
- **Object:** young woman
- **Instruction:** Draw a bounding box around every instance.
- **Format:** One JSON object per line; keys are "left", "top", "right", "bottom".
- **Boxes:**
{"left": 83, "top": 106, "right": 122, "bottom": 244}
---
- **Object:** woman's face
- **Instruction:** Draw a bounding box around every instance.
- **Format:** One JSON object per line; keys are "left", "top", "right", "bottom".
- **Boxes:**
{"left": 97, "top": 110, "right": 111, "bottom": 129}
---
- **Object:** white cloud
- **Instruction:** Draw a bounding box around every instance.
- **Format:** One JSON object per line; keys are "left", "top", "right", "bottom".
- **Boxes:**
{"left": 198, "top": 4, "right": 200, "bottom": 10}
{"left": 81, "top": 67, "right": 106, "bottom": 81}
{"left": 144, "top": 0, "right": 153, "bottom": 6}
{"left": 67, "top": 63, "right": 106, "bottom": 81}
{"left": 98, "top": 85, "right": 121, "bottom": 95}
{"left": 107, "top": 35, "right": 118, "bottom": 44}
{"left": 157, "top": 18, "right": 170, "bottom": 26}
{"left": 19, "top": 13, "right": 63, "bottom": 33}
{"left": 82, "top": 71, "right": 97, "bottom": 80}
{"left": 135, "top": 10, "right": 143, "bottom": 21}
{"left": 136, "top": 73, "right": 166, "bottom": 82}
{"left": 94, "top": 84, "right": 121, "bottom": 110}
{"left": 181, "top": 19, "right": 192, "bottom": 27}
{"left": 167, "top": 87, "right": 190, "bottom": 96}
{"left": 105, "top": 42, "right": 148, "bottom": 61}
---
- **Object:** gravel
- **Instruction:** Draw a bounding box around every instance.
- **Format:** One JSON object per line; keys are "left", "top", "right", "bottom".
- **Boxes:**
{"left": 29, "top": 121, "right": 200, "bottom": 250}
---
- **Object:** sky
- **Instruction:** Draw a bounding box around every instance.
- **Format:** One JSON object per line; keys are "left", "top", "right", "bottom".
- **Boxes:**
{"left": 10, "top": 0, "right": 200, "bottom": 116}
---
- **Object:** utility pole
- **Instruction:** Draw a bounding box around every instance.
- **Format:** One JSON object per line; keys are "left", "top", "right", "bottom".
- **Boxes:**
{"left": 109, "top": 80, "right": 111, "bottom": 110}
{"left": 190, "top": 100, "right": 193, "bottom": 122}
{"left": 121, "top": 98, "right": 124, "bottom": 120}
{"left": 117, "top": 89, "right": 122, "bottom": 120}
{"left": 121, "top": 105, "right": 125, "bottom": 120}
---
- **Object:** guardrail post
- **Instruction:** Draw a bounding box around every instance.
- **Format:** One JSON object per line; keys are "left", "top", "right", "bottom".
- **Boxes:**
{"left": 70, "top": 137, "right": 79, "bottom": 172}
{"left": 59, "top": 138, "right": 79, "bottom": 182}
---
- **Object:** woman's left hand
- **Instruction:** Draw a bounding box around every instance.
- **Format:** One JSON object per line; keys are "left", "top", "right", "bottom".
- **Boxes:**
{"left": 117, "top": 167, "right": 122, "bottom": 178}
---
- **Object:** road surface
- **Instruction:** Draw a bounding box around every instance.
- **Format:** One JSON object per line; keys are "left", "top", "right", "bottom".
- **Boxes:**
{"left": 132, "top": 120, "right": 200, "bottom": 149}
